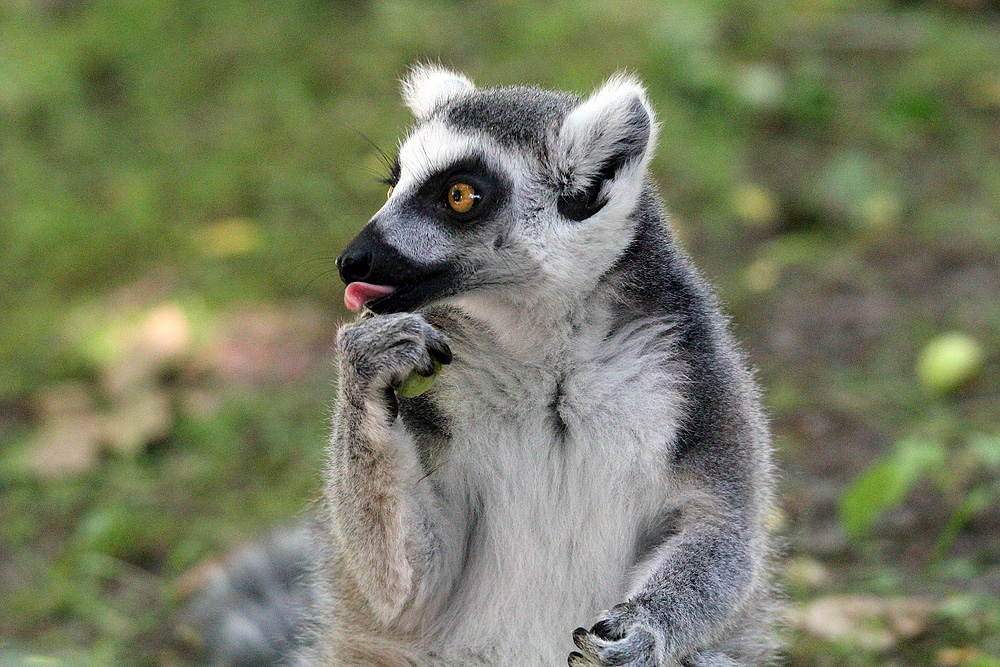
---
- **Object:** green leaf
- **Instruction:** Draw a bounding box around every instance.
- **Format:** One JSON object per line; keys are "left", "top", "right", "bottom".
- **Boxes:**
{"left": 970, "top": 435, "right": 1000, "bottom": 469}
{"left": 929, "top": 486, "right": 993, "bottom": 564}
{"left": 840, "top": 439, "right": 946, "bottom": 537}
{"left": 841, "top": 459, "right": 904, "bottom": 537}
{"left": 969, "top": 655, "right": 1000, "bottom": 667}
{"left": 895, "top": 438, "right": 948, "bottom": 481}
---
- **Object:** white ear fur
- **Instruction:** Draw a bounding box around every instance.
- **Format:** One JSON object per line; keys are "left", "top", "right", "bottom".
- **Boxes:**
{"left": 400, "top": 64, "right": 475, "bottom": 120}
{"left": 554, "top": 73, "right": 658, "bottom": 194}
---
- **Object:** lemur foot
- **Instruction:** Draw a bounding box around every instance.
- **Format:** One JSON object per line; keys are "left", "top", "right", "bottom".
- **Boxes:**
{"left": 682, "top": 652, "right": 743, "bottom": 667}
{"left": 569, "top": 604, "right": 661, "bottom": 667}
{"left": 337, "top": 312, "right": 452, "bottom": 397}
{"left": 569, "top": 603, "right": 745, "bottom": 667}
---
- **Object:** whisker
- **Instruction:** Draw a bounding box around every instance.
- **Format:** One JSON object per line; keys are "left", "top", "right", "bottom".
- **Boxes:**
{"left": 416, "top": 457, "right": 451, "bottom": 485}
{"left": 301, "top": 268, "right": 344, "bottom": 292}
{"left": 356, "top": 130, "right": 400, "bottom": 186}
{"left": 293, "top": 255, "right": 340, "bottom": 269}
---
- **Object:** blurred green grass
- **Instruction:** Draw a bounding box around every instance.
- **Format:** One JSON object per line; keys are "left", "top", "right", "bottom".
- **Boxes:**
{"left": 1, "top": 1, "right": 999, "bottom": 665}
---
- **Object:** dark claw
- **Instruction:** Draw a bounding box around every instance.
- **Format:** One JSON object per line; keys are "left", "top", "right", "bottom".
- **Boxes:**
{"left": 415, "top": 357, "right": 437, "bottom": 377}
{"left": 573, "top": 628, "right": 605, "bottom": 664}
{"left": 428, "top": 339, "right": 453, "bottom": 365}
{"left": 568, "top": 652, "right": 593, "bottom": 667}
{"left": 591, "top": 618, "right": 624, "bottom": 641}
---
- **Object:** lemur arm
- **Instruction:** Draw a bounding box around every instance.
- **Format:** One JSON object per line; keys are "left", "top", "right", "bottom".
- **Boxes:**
{"left": 323, "top": 312, "right": 453, "bottom": 625}
{"left": 573, "top": 445, "right": 770, "bottom": 667}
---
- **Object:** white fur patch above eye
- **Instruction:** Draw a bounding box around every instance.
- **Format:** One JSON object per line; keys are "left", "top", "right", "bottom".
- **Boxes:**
{"left": 400, "top": 64, "right": 475, "bottom": 120}
{"left": 554, "top": 72, "right": 659, "bottom": 194}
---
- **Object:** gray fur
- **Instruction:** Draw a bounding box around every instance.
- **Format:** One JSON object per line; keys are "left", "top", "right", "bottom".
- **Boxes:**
{"left": 443, "top": 86, "right": 579, "bottom": 154}
{"left": 182, "top": 526, "right": 320, "bottom": 667}
{"left": 193, "top": 67, "right": 780, "bottom": 667}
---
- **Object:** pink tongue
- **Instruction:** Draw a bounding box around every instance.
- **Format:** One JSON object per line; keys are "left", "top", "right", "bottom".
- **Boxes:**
{"left": 344, "top": 282, "right": 397, "bottom": 313}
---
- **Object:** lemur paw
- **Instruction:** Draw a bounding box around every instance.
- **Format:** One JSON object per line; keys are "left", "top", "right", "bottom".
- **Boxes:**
{"left": 569, "top": 604, "right": 663, "bottom": 667}
{"left": 681, "top": 652, "right": 743, "bottom": 667}
{"left": 337, "top": 312, "right": 452, "bottom": 389}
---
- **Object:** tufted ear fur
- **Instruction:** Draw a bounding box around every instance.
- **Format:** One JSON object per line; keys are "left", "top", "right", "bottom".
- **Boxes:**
{"left": 401, "top": 64, "right": 475, "bottom": 120}
{"left": 552, "top": 74, "right": 658, "bottom": 221}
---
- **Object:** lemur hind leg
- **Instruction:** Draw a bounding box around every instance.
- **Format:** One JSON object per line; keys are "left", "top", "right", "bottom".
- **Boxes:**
{"left": 682, "top": 652, "right": 744, "bottom": 667}
{"left": 569, "top": 644, "right": 744, "bottom": 667}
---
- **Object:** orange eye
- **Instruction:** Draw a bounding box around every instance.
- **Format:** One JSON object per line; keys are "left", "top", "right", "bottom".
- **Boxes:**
{"left": 386, "top": 185, "right": 394, "bottom": 200}
{"left": 447, "top": 182, "right": 479, "bottom": 213}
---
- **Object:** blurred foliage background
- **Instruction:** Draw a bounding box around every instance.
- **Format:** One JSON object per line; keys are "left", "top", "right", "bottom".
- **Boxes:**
{"left": 1, "top": 0, "right": 998, "bottom": 665}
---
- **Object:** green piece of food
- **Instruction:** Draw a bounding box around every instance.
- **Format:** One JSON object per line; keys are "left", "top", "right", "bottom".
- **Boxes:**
{"left": 397, "top": 360, "right": 443, "bottom": 398}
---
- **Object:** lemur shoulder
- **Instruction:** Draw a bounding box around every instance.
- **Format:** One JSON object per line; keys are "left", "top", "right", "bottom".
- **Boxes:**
{"left": 188, "top": 66, "right": 780, "bottom": 667}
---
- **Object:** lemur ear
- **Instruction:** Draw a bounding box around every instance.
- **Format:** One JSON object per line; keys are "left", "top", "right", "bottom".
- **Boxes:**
{"left": 554, "top": 74, "right": 658, "bottom": 221}
{"left": 401, "top": 64, "right": 475, "bottom": 120}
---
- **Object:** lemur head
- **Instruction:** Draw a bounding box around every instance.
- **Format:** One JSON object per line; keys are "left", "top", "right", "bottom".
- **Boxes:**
{"left": 338, "top": 64, "right": 659, "bottom": 319}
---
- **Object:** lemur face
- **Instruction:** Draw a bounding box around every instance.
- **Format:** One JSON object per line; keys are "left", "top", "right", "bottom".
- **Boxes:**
{"left": 337, "top": 65, "right": 658, "bottom": 316}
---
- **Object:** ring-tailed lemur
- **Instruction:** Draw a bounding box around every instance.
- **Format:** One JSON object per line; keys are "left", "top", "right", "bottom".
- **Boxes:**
{"left": 186, "top": 66, "right": 779, "bottom": 667}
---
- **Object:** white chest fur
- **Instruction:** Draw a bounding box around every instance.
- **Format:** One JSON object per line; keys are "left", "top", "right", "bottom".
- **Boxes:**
{"left": 416, "top": 312, "right": 687, "bottom": 666}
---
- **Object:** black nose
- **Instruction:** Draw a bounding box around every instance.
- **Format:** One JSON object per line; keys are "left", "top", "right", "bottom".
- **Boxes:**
{"left": 337, "top": 248, "right": 373, "bottom": 284}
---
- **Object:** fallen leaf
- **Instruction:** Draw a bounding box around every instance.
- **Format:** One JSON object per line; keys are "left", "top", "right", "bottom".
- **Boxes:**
{"left": 21, "top": 384, "right": 174, "bottom": 477}
{"left": 938, "top": 647, "right": 982, "bottom": 667}
{"left": 102, "top": 303, "right": 193, "bottom": 396}
{"left": 791, "top": 595, "right": 937, "bottom": 651}
{"left": 101, "top": 389, "right": 173, "bottom": 454}
{"left": 35, "top": 382, "right": 94, "bottom": 419}
{"left": 142, "top": 303, "right": 191, "bottom": 359}
{"left": 24, "top": 413, "right": 105, "bottom": 478}
{"left": 784, "top": 557, "right": 832, "bottom": 590}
